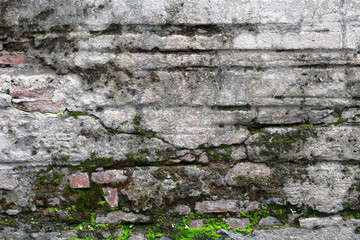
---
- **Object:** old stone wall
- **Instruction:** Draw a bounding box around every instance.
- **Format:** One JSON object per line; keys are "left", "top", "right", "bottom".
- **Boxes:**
{"left": 0, "top": 0, "right": 360, "bottom": 239}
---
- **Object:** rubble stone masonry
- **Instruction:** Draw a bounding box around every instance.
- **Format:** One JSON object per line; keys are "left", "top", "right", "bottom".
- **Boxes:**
{"left": 1, "top": 0, "right": 360, "bottom": 239}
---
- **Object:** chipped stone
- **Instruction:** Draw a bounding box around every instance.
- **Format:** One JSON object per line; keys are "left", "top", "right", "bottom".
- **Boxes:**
{"left": 91, "top": 170, "right": 128, "bottom": 184}
{"left": 181, "top": 153, "right": 196, "bottom": 162}
{"left": 226, "top": 163, "right": 271, "bottom": 185}
{"left": 6, "top": 209, "right": 20, "bottom": 215}
{"left": 198, "top": 152, "right": 209, "bottom": 164}
{"left": 0, "top": 169, "right": 18, "bottom": 190}
{"left": 48, "top": 197, "right": 61, "bottom": 206}
{"left": 300, "top": 216, "right": 343, "bottom": 229}
{"left": 230, "top": 146, "right": 247, "bottom": 160}
{"left": 173, "top": 205, "right": 191, "bottom": 215}
{"left": 238, "top": 201, "right": 261, "bottom": 212}
{"left": 258, "top": 216, "right": 283, "bottom": 227}
{"left": 0, "top": 94, "right": 12, "bottom": 108}
{"left": 284, "top": 162, "right": 358, "bottom": 213}
{"left": 103, "top": 187, "right": 118, "bottom": 208}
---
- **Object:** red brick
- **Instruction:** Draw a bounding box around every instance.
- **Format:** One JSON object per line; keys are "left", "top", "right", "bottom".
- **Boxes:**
{"left": 226, "top": 218, "right": 250, "bottom": 229}
{"left": 190, "top": 219, "right": 205, "bottom": 228}
{"left": 91, "top": 170, "right": 127, "bottom": 184}
{"left": 103, "top": 187, "right": 118, "bottom": 208}
{"left": 195, "top": 200, "right": 239, "bottom": 213}
{"left": 11, "top": 88, "right": 55, "bottom": 99}
{"left": 198, "top": 152, "right": 209, "bottom": 164}
{"left": 19, "top": 100, "right": 65, "bottom": 113}
{"left": 0, "top": 56, "right": 33, "bottom": 64}
{"left": 70, "top": 172, "right": 89, "bottom": 188}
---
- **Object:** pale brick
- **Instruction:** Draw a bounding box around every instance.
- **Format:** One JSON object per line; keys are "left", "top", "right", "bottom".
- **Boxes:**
{"left": 195, "top": 200, "right": 239, "bottom": 213}
{"left": 96, "top": 211, "right": 150, "bottom": 224}
{"left": 91, "top": 170, "right": 128, "bottom": 184}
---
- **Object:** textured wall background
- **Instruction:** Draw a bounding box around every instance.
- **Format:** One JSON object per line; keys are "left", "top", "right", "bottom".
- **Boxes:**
{"left": 1, "top": 0, "right": 360, "bottom": 239}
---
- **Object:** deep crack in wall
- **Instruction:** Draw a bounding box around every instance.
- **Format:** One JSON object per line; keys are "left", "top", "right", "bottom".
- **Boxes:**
{"left": 1, "top": 0, "right": 360, "bottom": 239}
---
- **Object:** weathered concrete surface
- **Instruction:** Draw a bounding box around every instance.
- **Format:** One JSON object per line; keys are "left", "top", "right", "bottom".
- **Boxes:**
{"left": 1, "top": 0, "right": 360, "bottom": 239}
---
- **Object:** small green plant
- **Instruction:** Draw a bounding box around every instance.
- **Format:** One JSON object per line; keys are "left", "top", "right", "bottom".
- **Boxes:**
{"left": 133, "top": 114, "right": 142, "bottom": 125}
{"left": 47, "top": 207, "right": 59, "bottom": 211}
{"left": 52, "top": 173, "right": 65, "bottom": 183}
{"left": 33, "top": 33, "right": 44, "bottom": 38}
{"left": 333, "top": 112, "right": 346, "bottom": 126}
{"left": 343, "top": 213, "right": 354, "bottom": 220}
{"left": 57, "top": 106, "right": 67, "bottom": 116}
{"left": 145, "top": 227, "right": 164, "bottom": 240}
{"left": 66, "top": 205, "right": 77, "bottom": 211}
{"left": 117, "top": 225, "right": 133, "bottom": 240}
{"left": 110, "top": 206, "right": 119, "bottom": 211}
{"left": 219, "top": 144, "right": 232, "bottom": 153}
{"left": 68, "top": 111, "right": 88, "bottom": 118}
{"left": 39, "top": 175, "right": 49, "bottom": 181}
{"left": 290, "top": 208, "right": 297, "bottom": 215}
{"left": 98, "top": 200, "right": 107, "bottom": 206}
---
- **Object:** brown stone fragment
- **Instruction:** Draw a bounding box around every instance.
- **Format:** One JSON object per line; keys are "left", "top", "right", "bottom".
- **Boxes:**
{"left": 103, "top": 187, "right": 118, "bottom": 208}
{"left": 11, "top": 88, "right": 55, "bottom": 99}
{"left": 182, "top": 153, "right": 195, "bottom": 162}
{"left": 198, "top": 152, "right": 209, "bottom": 164}
{"left": 70, "top": 172, "right": 89, "bottom": 189}
{"left": 19, "top": 100, "right": 65, "bottom": 113}
{"left": 0, "top": 55, "right": 33, "bottom": 64}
